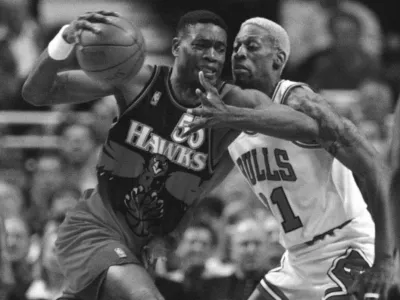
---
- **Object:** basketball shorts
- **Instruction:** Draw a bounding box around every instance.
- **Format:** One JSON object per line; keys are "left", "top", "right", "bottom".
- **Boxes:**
{"left": 55, "top": 191, "right": 144, "bottom": 300}
{"left": 257, "top": 213, "right": 375, "bottom": 300}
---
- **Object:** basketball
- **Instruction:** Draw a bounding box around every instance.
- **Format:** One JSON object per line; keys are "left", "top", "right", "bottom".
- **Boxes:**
{"left": 76, "top": 16, "right": 145, "bottom": 85}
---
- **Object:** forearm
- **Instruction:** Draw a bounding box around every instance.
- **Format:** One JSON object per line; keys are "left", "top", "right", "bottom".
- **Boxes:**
{"left": 22, "top": 26, "right": 77, "bottom": 106}
{"left": 390, "top": 167, "right": 400, "bottom": 252}
{"left": 328, "top": 120, "right": 394, "bottom": 261}
{"left": 22, "top": 51, "right": 68, "bottom": 105}
{"left": 366, "top": 167, "right": 394, "bottom": 262}
{"left": 225, "top": 104, "right": 319, "bottom": 141}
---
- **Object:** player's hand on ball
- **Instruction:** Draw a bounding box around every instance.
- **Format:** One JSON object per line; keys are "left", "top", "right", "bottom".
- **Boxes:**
{"left": 141, "top": 236, "right": 169, "bottom": 271}
{"left": 184, "top": 71, "right": 229, "bottom": 136}
{"left": 348, "top": 258, "right": 394, "bottom": 300}
{"left": 62, "top": 11, "right": 121, "bottom": 44}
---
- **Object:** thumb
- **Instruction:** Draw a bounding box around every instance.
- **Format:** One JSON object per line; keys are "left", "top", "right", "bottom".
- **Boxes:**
{"left": 199, "top": 71, "right": 216, "bottom": 94}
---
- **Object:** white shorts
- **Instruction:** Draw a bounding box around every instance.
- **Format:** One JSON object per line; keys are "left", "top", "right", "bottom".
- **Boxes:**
{"left": 257, "top": 214, "right": 375, "bottom": 300}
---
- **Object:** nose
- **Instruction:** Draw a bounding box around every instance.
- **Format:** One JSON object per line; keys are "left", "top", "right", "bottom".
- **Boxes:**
{"left": 204, "top": 47, "right": 217, "bottom": 62}
{"left": 234, "top": 45, "right": 246, "bottom": 60}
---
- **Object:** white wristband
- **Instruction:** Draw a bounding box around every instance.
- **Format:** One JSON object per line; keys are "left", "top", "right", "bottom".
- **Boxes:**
{"left": 48, "top": 25, "right": 75, "bottom": 60}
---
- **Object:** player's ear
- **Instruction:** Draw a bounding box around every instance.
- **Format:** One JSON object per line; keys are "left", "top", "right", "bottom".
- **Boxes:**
{"left": 172, "top": 37, "right": 180, "bottom": 57}
{"left": 273, "top": 50, "right": 286, "bottom": 70}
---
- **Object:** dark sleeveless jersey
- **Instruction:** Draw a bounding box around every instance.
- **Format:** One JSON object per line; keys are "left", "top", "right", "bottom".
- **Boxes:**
{"left": 96, "top": 65, "right": 225, "bottom": 238}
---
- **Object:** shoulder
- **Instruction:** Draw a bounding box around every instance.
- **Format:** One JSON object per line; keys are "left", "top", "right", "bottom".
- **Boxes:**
{"left": 121, "top": 64, "right": 160, "bottom": 89}
{"left": 220, "top": 83, "right": 270, "bottom": 108}
{"left": 284, "top": 84, "right": 328, "bottom": 111}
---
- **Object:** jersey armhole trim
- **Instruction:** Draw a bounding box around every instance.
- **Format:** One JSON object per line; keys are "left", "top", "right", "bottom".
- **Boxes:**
{"left": 119, "top": 65, "right": 160, "bottom": 117}
{"left": 281, "top": 84, "right": 322, "bottom": 149}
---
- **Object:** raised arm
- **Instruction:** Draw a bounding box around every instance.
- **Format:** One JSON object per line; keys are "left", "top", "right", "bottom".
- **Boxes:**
{"left": 22, "top": 12, "right": 119, "bottom": 106}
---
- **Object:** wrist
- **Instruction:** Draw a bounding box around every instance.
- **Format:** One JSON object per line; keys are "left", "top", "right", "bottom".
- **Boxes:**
{"left": 374, "top": 251, "right": 394, "bottom": 265}
{"left": 48, "top": 25, "right": 75, "bottom": 60}
{"left": 224, "top": 105, "right": 242, "bottom": 127}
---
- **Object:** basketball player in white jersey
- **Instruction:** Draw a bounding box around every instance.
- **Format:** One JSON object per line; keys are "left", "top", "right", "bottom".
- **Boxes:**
{"left": 185, "top": 18, "right": 394, "bottom": 300}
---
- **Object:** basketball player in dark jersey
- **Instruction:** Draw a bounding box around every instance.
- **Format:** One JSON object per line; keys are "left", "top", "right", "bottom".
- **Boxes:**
{"left": 22, "top": 10, "right": 319, "bottom": 300}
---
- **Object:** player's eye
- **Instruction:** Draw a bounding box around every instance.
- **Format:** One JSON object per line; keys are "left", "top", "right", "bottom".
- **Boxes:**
{"left": 246, "top": 42, "right": 259, "bottom": 51}
{"left": 214, "top": 44, "right": 226, "bottom": 54}
{"left": 192, "top": 41, "right": 208, "bottom": 49}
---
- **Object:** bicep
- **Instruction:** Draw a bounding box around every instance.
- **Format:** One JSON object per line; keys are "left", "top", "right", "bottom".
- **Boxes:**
{"left": 286, "top": 87, "right": 381, "bottom": 175}
{"left": 50, "top": 70, "right": 114, "bottom": 105}
{"left": 322, "top": 117, "right": 382, "bottom": 177}
{"left": 221, "top": 85, "right": 272, "bottom": 108}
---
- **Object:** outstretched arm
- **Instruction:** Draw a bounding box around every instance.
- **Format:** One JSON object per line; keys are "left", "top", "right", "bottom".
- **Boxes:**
{"left": 22, "top": 11, "right": 118, "bottom": 106}
{"left": 185, "top": 72, "right": 319, "bottom": 142}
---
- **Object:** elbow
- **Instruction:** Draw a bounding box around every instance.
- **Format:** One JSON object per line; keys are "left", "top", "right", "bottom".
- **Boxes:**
{"left": 299, "top": 119, "right": 319, "bottom": 141}
{"left": 22, "top": 81, "right": 48, "bottom": 106}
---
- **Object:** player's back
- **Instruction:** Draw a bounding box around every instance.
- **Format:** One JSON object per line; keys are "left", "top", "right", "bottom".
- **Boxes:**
{"left": 228, "top": 80, "right": 374, "bottom": 249}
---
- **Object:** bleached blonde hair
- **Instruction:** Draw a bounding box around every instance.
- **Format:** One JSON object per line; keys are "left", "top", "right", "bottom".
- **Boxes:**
{"left": 241, "top": 17, "right": 291, "bottom": 69}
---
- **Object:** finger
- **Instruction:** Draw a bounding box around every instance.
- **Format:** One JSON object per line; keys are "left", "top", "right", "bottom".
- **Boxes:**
{"left": 365, "top": 273, "right": 383, "bottom": 297}
{"left": 364, "top": 292, "right": 381, "bottom": 300}
{"left": 195, "top": 88, "right": 212, "bottom": 107}
{"left": 76, "top": 20, "right": 101, "bottom": 34}
{"left": 182, "top": 119, "right": 208, "bottom": 137}
{"left": 187, "top": 106, "right": 210, "bottom": 117}
{"left": 199, "top": 71, "right": 218, "bottom": 95}
{"left": 141, "top": 246, "right": 149, "bottom": 269}
{"left": 81, "top": 12, "right": 109, "bottom": 23}
{"left": 96, "top": 10, "right": 121, "bottom": 17}
{"left": 348, "top": 279, "right": 360, "bottom": 296}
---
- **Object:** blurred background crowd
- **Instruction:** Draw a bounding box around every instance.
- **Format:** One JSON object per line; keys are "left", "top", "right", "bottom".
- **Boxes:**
{"left": 0, "top": 0, "right": 399, "bottom": 299}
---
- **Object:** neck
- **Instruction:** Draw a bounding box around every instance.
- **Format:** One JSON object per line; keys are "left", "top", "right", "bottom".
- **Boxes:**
{"left": 170, "top": 66, "right": 201, "bottom": 107}
{"left": 255, "top": 74, "right": 281, "bottom": 97}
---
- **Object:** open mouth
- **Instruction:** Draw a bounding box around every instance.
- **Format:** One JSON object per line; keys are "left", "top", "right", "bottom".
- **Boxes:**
{"left": 200, "top": 66, "right": 217, "bottom": 78}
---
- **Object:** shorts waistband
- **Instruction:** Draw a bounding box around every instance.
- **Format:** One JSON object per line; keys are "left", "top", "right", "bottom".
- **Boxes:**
{"left": 305, "top": 219, "right": 353, "bottom": 246}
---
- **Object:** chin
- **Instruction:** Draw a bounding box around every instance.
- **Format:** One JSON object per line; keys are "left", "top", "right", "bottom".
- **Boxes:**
{"left": 234, "top": 77, "right": 251, "bottom": 89}
{"left": 203, "top": 73, "right": 218, "bottom": 84}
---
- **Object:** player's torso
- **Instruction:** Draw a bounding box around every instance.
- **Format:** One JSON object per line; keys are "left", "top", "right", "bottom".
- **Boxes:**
{"left": 228, "top": 80, "right": 371, "bottom": 249}
{"left": 92, "top": 65, "right": 219, "bottom": 239}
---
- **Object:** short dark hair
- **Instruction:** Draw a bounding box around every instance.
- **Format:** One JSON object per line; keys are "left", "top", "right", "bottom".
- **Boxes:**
{"left": 176, "top": 10, "right": 228, "bottom": 37}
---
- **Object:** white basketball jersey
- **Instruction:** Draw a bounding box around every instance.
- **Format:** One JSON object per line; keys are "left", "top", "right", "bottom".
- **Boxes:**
{"left": 228, "top": 80, "right": 372, "bottom": 249}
